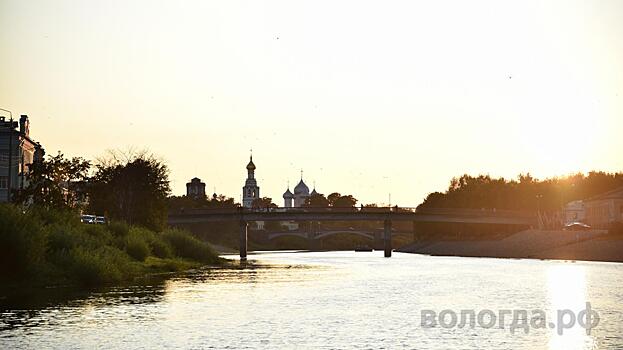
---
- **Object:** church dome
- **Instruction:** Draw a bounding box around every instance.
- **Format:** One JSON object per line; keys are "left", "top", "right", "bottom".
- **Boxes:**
{"left": 310, "top": 188, "right": 318, "bottom": 196}
{"left": 283, "top": 188, "right": 294, "bottom": 198}
{"left": 246, "top": 156, "right": 256, "bottom": 170}
{"left": 294, "top": 179, "right": 309, "bottom": 195}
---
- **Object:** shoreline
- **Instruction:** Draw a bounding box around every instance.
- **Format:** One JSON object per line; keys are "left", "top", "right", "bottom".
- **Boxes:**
{"left": 396, "top": 229, "right": 623, "bottom": 264}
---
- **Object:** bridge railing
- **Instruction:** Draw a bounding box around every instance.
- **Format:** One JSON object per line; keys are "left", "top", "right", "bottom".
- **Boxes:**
{"left": 169, "top": 206, "right": 534, "bottom": 218}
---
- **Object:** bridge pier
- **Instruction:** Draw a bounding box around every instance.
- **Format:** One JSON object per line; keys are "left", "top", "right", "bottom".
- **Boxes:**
{"left": 239, "top": 220, "right": 248, "bottom": 260}
{"left": 384, "top": 219, "right": 392, "bottom": 258}
{"left": 308, "top": 221, "right": 320, "bottom": 251}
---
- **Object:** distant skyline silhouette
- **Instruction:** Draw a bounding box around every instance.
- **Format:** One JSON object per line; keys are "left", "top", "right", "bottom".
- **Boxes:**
{"left": 1, "top": 0, "right": 621, "bottom": 205}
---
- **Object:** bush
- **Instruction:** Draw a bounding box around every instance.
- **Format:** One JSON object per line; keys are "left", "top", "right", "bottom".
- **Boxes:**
{"left": 0, "top": 205, "right": 223, "bottom": 289}
{"left": 108, "top": 221, "right": 130, "bottom": 237}
{"left": 162, "top": 228, "right": 219, "bottom": 264}
{"left": 125, "top": 235, "right": 150, "bottom": 261}
{"left": 150, "top": 238, "right": 174, "bottom": 259}
{"left": 63, "top": 246, "right": 135, "bottom": 286}
{"left": 0, "top": 205, "right": 47, "bottom": 281}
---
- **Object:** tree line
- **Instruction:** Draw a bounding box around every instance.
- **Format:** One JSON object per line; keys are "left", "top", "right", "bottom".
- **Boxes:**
{"left": 418, "top": 172, "right": 623, "bottom": 212}
{"left": 14, "top": 150, "right": 172, "bottom": 231}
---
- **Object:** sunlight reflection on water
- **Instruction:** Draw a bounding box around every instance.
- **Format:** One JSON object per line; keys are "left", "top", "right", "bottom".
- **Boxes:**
{"left": 1, "top": 252, "right": 622, "bottom": 349}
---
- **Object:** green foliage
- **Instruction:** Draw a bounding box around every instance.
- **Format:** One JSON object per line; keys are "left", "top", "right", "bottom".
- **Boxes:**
{"left": 0, "top": 205, "right": 46, "bottom": 280}
{"left": 150, "top": 238, "right": 174, "bottom": 259}
{"left": 124, "top": 235, "right": 151, "bottom": 261}
{"left": 251, "top": 197, "right": 277, "bottom": 209}
{"left": 0, "top": 204, "right": 222, "bottom": 288}
{"left": 304, "top": 193, "right": 330, "bottom": 207}
{"left": 418, "top": 171, "right": 623, "bottom": 211}
{"left": 88, "top": 150, "right": 171, "bottom": 231}
{"left": 304, "top": 192, "right": 357, "bottom": 208}
{"left": 108, "top": 221, "right": 130, "bottom": 237}
{"left": 13, "top": 152, "right": 90, "bottom": 210}
{"left": 162, "top": 228, "right": 220, "bottom": 264}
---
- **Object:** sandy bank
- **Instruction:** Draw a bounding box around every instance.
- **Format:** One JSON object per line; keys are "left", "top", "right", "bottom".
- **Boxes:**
{"left": 397, "top": 229, "right": 623, "bottom": 263}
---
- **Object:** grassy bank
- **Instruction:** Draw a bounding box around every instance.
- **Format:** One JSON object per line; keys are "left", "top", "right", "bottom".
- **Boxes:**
{"left": 0, "top": 205, "right": 226, "bottom": 289}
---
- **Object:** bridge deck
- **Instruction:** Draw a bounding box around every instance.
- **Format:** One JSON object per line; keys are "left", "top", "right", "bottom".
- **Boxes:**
{"left": 168, "top": 207, "right": 536, "bottom": 226}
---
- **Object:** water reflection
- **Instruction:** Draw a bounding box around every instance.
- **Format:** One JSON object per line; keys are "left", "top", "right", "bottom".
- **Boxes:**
{"left": 546, "top": 264, "right": 595, "bottom": 350}
{"left": 0, "top": 279, "right": 168, "bottom": 333}
{"left": 1, "top": 252, "right": 622, "bottom": 349}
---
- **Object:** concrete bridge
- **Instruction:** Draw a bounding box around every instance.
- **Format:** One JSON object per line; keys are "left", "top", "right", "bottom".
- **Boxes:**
{"left": 168, "top": 207, "right": 536, "bottom": 259}
{"left": 267, "top": 229, "right": 376, "bottom": 241}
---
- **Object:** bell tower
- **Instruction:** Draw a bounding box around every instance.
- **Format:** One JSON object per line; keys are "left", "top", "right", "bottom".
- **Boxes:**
{"left": 242, "top": 155, "right": 260, "bottom": 208}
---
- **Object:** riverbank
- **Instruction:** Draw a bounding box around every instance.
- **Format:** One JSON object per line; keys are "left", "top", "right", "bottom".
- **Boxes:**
{"left": 0, "top": 205, "right": 227, "bottom": 291}
{"left": 397, "top": 229, "right": 623, "bottom": 263}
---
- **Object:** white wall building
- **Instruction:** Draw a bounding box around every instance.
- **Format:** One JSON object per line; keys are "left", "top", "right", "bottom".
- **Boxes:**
{"left": 563, "top": 200, "right": 585, "bottom": 224}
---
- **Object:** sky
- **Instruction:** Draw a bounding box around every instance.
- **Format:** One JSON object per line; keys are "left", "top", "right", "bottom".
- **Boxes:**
{"left": 1, "top": 0, "right": 622, "bottom": 206}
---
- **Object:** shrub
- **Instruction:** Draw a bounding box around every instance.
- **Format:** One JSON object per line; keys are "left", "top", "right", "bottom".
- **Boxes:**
{"left": 150, "top": 238, "right": 173, "bottom": 259}
{"left": 108, "top": 221, "right": 130, "bottom": 237}
{"left": 64, "top": 246, "right": 135, "bottom": 286}
{"left": 47, "top": 226, "right": 77, "bottom": 253}
{"left": 0, "top": 205, "right": 47, "bottom": 281}
{"left": 162, "top": 228, "right": 219, "bottom": 264}
{"left": 125, "top": 235, "right": 151, "bottom": 261}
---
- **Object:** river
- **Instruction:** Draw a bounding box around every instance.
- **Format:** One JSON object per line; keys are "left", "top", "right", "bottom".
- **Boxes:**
{"left": 1, "top": 251, "right": 622, "bottom": 349}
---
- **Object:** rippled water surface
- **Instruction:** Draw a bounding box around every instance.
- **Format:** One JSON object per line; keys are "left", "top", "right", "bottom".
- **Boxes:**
{"left": 1, "top": 251, "right": 623, "bottom": 349}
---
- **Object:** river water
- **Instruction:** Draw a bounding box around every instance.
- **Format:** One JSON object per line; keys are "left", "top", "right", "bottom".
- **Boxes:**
{"left": 1, "top": 251, "right": 623, "bottom": 349}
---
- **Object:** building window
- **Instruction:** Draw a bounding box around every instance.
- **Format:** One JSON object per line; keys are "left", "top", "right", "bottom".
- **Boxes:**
{"left": 0, "top": 176, "right": 7, "bottom": 189}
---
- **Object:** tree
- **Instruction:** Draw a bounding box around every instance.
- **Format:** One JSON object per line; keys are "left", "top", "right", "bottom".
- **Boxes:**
{"left": 14, "top": 152, "right": 91, "bottom": 210}
{"left": 333, "top": 194, "right": 357, "bottom": 208}
{"left": 325, "top": 192, "right": 357, "bottom": 208}
{"left": 252, "top": 197, "right": 277, "bottom": 209}
{"left": 304, "top": 193, "right": 329, "bottom": 207}
{"left": 88, "top": 150, "right": 170, "bottom": 231}
{"left": 327, "top": 192, "right": 341, "bottom": 206}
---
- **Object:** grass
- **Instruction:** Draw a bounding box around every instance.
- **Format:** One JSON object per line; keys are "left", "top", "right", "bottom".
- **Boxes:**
{"left": 0, "top": 204, "right": 225, "bottom": 289}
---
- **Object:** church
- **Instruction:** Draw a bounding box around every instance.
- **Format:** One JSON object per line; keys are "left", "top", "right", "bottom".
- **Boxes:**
{"left": 242, "top": 156, "right": 260, "bottom": 208}
{"left": 283, "top": 173, "right": 318, "bottom": 208}
{"left": 241, "top": 155, "right": 318, "bottom": 208}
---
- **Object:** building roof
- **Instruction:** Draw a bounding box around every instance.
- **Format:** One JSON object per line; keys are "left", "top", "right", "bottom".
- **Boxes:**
{"left": 294, "top": 179, "right": 309, "bottom": 195}
{"left": 246, "top": 156, "right": 256, "bottom": 170}
{"left": 283, "top": 188, "right": 294, "bottom": 198}
{"left": 585, "top": 186, "right": 623, "bottom": 202}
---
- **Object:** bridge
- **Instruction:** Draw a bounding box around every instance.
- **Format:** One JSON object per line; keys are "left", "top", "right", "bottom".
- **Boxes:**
{"left": 267, "top": 229, "right": 377, "bottom": 241}
{"left": 168, "top": 207, "right": 536, "bottom": 259}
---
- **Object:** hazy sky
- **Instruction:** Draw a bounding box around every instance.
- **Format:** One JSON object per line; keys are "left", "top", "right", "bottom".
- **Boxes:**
{"left": 1, "top": 0, "right": 622, "bottom": 205}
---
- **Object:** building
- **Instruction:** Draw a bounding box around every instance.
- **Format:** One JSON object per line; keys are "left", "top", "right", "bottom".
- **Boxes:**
{"left": 563, "top": 200, "right": 585, "bottom": 225}
{"left": 283, "top": 174, "right": 318, "bottom": 208}
{"left": 0, "top": 115, "right": 45, "bottom": 202}
{"left": 242, "top": 155, "right": 260, "bottom": 208}
{"left": 584, "top": 187, "right": 623, "bottom": 229}
{"left": 283, "top": 187, "right": 294, "bottom": 208}
{"left": 186, "top": 177, "right": 206, "bottom": 199}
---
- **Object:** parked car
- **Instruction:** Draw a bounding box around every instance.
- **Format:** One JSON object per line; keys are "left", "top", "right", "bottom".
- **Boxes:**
{"left": 564, "top": 222, "right": 591, "bottom": 231}
{"left": 81, "top": 214, "right": 107, "bottom": 224}
{"left": 80, "top": 214, "right": 96, "bottom": 224}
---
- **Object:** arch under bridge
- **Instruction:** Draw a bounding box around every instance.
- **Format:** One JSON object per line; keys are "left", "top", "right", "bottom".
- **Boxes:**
{"left": 168, "top": 206, "right": 536, "bottom": 259}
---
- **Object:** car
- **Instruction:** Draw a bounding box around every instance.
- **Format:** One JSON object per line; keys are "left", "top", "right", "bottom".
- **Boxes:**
{"left": 80, "top": 215, "right": 96, "bottom": 224}
{"left": 95, "top": 216, "right": 107, "bottom": 225}
{"left": 564, "top": 222, "right": 591, "bottom": 231}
